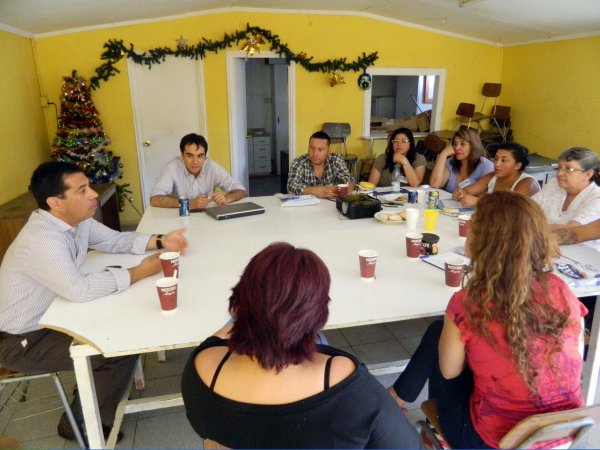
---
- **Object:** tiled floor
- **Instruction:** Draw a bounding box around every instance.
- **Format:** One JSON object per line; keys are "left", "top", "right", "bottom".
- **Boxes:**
{"left": 2, "top": 316, "right": 600, "bottom": 448}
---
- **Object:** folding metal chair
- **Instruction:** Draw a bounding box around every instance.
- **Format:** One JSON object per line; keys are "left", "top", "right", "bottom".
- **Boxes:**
{"left": 0, "top": 367, "right": 86, "bottom": 448}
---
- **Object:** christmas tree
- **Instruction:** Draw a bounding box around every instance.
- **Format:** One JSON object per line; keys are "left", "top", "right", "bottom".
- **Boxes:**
{"left": 52, "top": 70, "right": 131, "bottom": 210}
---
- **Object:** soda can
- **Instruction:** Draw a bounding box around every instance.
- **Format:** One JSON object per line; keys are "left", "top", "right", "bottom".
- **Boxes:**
{"left": 408, "top": 190, "right": 418, "bottom": 204}
{"left": 178, "top": 197, "right": 190, "bottom": 217}
{"left": 427, "top": 190, "right": 439, "bottom": 209}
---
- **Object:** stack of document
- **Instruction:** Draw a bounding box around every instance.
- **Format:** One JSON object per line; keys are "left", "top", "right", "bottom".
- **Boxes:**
{"left": 279, "top": 195, "right": 320, "bottom": 207}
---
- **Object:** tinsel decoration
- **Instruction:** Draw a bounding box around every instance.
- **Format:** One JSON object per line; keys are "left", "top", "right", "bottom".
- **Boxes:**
{"left": 52, "top": 70, "right": 132, "bottom": 210}
{"left": 89, "top": 23, "right": 378, "bottom": 89}
{"left": 328, "top": 71, "right": 345, "bottom": 87}
{"left": 241, "top": 32, "right": 265, "bottom": 56}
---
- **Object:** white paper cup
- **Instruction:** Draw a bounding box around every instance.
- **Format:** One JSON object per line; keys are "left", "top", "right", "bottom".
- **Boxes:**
{"left": 406, "top": 208, "right": 419, "bottom": 231}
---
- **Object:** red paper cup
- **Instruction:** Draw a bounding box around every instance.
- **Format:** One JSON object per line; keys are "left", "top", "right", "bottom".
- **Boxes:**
{"left": 337, "top": 184, "right": 349, "bottom": 197}
{"left": 444, "top": 256, "right": 465, "bottom": 289}
{"left": 458, "top": 214, "right": 472, "bottom": 238}
{"left": 155, "top": 277, "right": 178, "bottom": 311}
{"left": 405, "top": 232, "right": 423, "bottom": 259}
{"left": 159, "top": 252, "right": 179, "bottom": 277}
{"left": 358, "top": 249, "right": 378, "bottom": 281}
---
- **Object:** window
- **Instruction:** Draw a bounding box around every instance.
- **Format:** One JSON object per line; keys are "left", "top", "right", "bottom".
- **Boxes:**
{"left": 362, "top": 68, "right": 446, "bottom": 137}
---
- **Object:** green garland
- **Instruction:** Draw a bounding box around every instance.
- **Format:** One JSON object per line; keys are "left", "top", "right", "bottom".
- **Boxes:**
{"left": 90, "top": 23, "right": 378, "bottom": 89}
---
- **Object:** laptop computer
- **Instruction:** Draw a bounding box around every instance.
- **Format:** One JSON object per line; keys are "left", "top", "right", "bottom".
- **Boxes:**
{"left": 204, "top": 202, "right": 266, "bottom": 220}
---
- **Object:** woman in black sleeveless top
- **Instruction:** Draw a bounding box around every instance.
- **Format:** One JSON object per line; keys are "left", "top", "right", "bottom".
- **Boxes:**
{"left": 181, "top": 242, "right": 419, "bottom": 448}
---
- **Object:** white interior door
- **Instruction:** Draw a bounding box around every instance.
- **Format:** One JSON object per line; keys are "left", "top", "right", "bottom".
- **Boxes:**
{"left": 129, "top": 56, "right": 207, "bottom": 209}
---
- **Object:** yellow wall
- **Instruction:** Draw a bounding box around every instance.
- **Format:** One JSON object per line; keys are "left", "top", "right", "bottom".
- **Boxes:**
{"left": 30, "top": 12, "right": 502, "bottom": 225}
{"left": 501, "top": 36, "right": 600, "bottom": 158}
{"left": 0, "top": 30, "right": 49, "bottom": 204}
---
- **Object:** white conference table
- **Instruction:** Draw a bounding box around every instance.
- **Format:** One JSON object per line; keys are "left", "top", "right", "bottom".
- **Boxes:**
{"left": 40, "top": 193, "right": 600, "bottom": 448}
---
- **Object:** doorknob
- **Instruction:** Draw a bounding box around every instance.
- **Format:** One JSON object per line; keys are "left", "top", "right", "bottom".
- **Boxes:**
{"left": 143, "top": 140, "right": 151, "bottom": 147}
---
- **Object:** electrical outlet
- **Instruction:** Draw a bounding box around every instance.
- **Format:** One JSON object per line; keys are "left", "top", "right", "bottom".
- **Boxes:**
{"left": 40, "top": 96, "right": 49, "bottom": 107}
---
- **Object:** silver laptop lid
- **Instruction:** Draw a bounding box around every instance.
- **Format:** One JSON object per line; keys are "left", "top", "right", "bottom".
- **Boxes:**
{"left": 205, "top": 202, "right": 266, "bottom": 220}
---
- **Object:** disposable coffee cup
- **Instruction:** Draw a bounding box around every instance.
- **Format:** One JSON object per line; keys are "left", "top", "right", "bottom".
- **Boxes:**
{"left": 337, "top": 183, "right": 349, "bottom": 197}
{"left": 155, "top": 277, "right": 178, "bottom": 312}
{"left": 458, "top": 214, "right": 472, "bottom": 238}
{"left": 424, "top": 209, "right": 439, "bottom": 231}
{"left": 444, "top": 256, "right": 465, "bottom": 289}
{"left": 358, "top": 249, "right": 378, "bottom": 281}
{"left": 405, "top": 232, "right": 423, "bottom": 259}
{"left": 416, "top": 189, "right": 426, "bottom": 204}
{"left": 159, "top": 252, "right": 180, "bottom": 277}
{"left": 406, "top": 208, "right": 419, "bottom": 231}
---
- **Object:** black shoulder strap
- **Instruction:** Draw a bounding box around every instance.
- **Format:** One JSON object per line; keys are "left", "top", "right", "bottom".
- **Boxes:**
{"left": 210, "top": 350, "right": 232, "bottom": 390}
{"left": 324, "top": 355, "right": 334, "bottom": 390}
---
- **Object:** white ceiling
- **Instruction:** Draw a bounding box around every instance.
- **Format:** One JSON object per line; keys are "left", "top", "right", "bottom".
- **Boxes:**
{"left": 1, "top": 0, "right": 600, "bottom": 45}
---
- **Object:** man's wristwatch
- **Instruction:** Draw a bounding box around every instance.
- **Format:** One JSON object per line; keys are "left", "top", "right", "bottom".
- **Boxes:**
{"left": 156, "top": 234, "right": 164, "bottom": 250}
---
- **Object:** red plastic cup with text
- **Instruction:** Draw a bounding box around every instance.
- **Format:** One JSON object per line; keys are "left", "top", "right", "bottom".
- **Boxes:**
{"left": 155, "top": 277, "right": 178, "bottom": 312}
{"left": 159, "top": 252, "right": 180, "bottom": 277}
{"left": 405, "top": 232, "right": 423, "bottom": 259}
{"left": 337, "top": 184, "right": 349, "bottom": 197}
{"left": 444, "top": 256, "right": 465, "bottom": 289}
{"left": 458, "top": 214, "right": 472, "bottom": 238}
{"left": 358, "top": 249, "right": 378, "bottom": 281}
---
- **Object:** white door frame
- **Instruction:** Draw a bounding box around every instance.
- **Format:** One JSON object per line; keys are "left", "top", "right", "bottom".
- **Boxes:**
{"left": 362, "top": 67, "right": 446, "bottom": 136}
{"left": 226, "top": 51, "right": 296, "bottom": 189}
{"left": 128, "top": 56, "right": 208, "bottom": 208}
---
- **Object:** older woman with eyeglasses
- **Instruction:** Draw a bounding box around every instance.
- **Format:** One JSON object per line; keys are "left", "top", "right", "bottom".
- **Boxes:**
{"left": 368, "top": 127, "right": 426, "bottom": 187}
{"left": 533, "top": 147, "right": 600, "bottom": 251}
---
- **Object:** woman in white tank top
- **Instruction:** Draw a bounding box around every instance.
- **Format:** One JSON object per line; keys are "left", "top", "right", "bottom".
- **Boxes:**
{"left": 453, "top": 142, "right": 540, "bottom": 207}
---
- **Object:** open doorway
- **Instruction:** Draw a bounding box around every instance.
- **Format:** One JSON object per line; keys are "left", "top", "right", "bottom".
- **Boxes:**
{"left": 226, "top": 52, "right": 296, "bottom": 197}
{"left": 245, "top": 58, "right": 289, "bottom": 195}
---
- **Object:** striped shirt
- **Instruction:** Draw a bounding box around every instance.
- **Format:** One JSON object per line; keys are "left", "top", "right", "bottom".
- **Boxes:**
{"left": 0, "top": 209, "right": 151, "bottom": 333}
{"left": 287, "top": 153, "right": 354, "bottom": 195}
{"left": 150, "top": 157, "right": 246, "bottom": 199}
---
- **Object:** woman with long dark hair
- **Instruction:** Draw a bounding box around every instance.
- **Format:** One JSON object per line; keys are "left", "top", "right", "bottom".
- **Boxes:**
{"left": 388, "top": 192, "right": 586, "bottom": 448}
{"left": 368, "top": 127, "right": 426, "bottom": 187}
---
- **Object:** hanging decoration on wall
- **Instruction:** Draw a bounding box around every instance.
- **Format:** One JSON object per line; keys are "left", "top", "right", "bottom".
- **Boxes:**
{"left": 89, "top": 23, "right": 378, "bottom": 89}
{"left": 357, "top": 71, "right": 372, "bottom": 90}
{"left": 328, "top": 71, "right": 346, "bottom": 87}
{"left": 241, "top": 32, "right": 265, "bottom": 56}
{"left": 176, "top": 36, "right": 188, "bottom": 50}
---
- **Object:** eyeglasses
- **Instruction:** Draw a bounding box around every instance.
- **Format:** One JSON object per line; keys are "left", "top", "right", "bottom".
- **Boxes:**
{"left": 557, "top": 166, "right": 587, "bottom": 174}
{"left": 392, "top": 139, "right": 410, "bottom": 145}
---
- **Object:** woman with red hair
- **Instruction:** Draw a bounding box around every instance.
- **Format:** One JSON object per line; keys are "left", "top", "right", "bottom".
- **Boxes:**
{"left": 182, "top": 242, "right": 419, "bottom": 448}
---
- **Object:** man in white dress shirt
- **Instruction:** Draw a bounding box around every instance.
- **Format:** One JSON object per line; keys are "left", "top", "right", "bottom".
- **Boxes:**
{"left": 150, "top": 133, "right": 247, "bottom": 209}
{"left": 0, "top": 161, "right": 188, "bottom": 442}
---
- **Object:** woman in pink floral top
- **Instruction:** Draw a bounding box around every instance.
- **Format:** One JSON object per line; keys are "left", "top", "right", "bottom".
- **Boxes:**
{"left": 389, "top": 191, "right": 586, "bottom": 448}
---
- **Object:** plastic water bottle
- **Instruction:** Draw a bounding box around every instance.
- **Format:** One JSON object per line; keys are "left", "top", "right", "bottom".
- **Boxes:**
{"left": 391, "top": 164, "right": 401, "bottom": 193}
